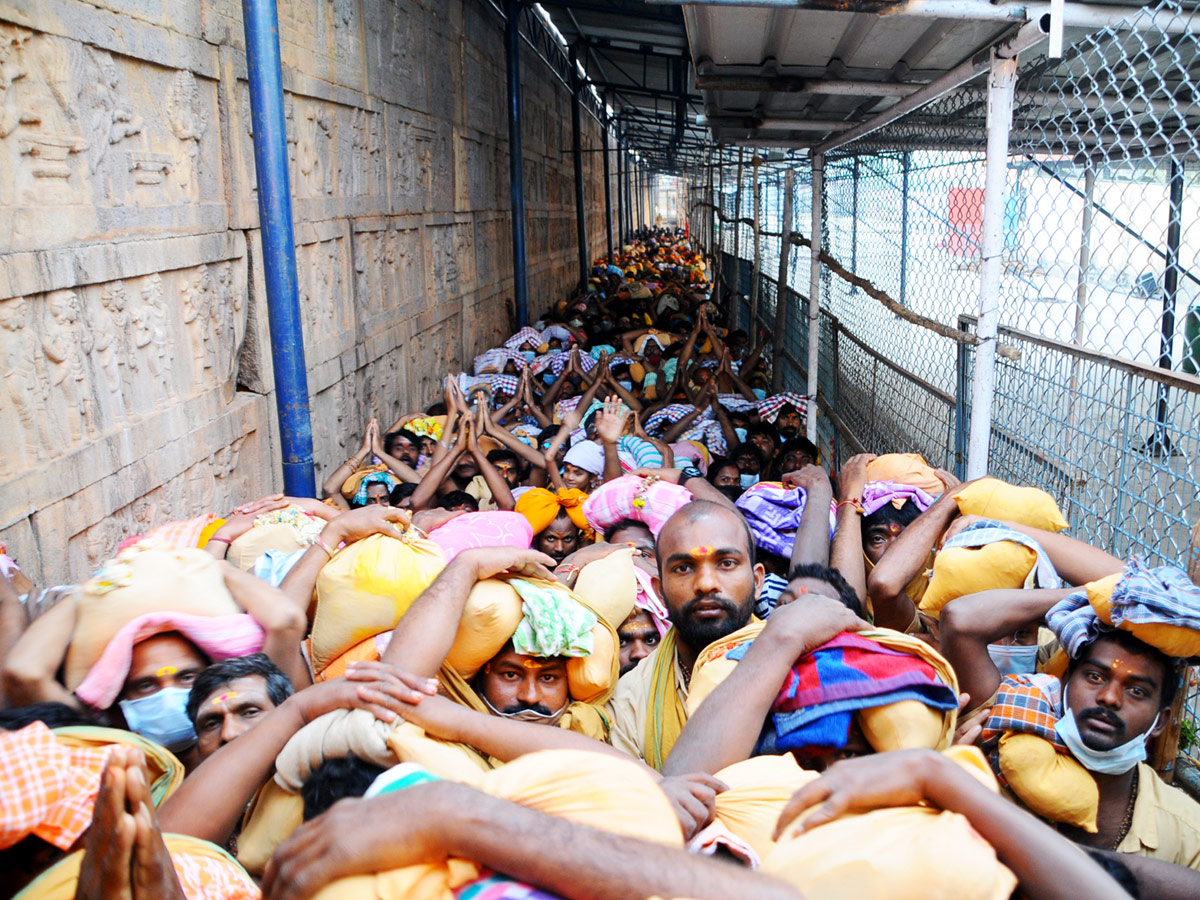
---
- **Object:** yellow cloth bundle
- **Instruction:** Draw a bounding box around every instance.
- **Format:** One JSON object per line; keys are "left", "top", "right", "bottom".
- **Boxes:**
{"left": 763, "top": 747, "right": 1017, "bottom": 900}
{"left": 920, "top": 542, "right": 1038, "bottom": 619}
{"left": 953, "top": 477, "right": 1069, "bottom": 532}
{"left": 310, "top": 750, "right": 683, "bottom": 900}
{"left": 864, "top": 453, "right": 945, "bottom": 496}
{"left": 65, "top": 542, "right": 240, "bottom": 691}
{"left": 310, "top": 533, "right": 446, "bottom": 675}
{"left": 1086, "top": 572, "right": 1200, "bottom": 658}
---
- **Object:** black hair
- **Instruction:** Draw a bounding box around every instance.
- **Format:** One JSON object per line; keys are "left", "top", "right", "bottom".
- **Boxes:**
{"left": 860, "top": 498, "right": 924, "bottom": 539}
{"left": 705, "top": 456, "right": 739, "bottom": 484}
{"left": 390, "top": 481, "right": 418, "bottom": 506}
{"left": 384, "top": 428, "right": 422, "bottom": 456}
{"left": 537, "top": 425, "right": 562, "bottom": 451}
{"left": 486, "top": 448, "right": 520, "bottom": 467}
{"left": 605, "top": 517, "right": 653, "bottom": 543}
{"left": 436, "top": 490, "right": 479, "bottom": 511}
{"left": 786, "top": 563, "right": 864, "bottom": 618}
{"left": 1070, "top": 629, "right": 1181, "bottom": 709}
{"left": 730, "top": 442, "right": 767, "bottom": 470}
{"left": 300, "top": 755, "right": 389, "bottom": 820}
{"left": 728, "top": 329, "right": 749, "bottom": 342}
{"left": 745, "top": 423, "right": 781, "bottom": 452}
{"left": 0, "top": 702, "right": 97, "bottom": 731}
{"left": 186, "top": 652, "right": 295, "bottom": 725}
{"left": 425, "top": 402, "right": 448, "bottom": 416}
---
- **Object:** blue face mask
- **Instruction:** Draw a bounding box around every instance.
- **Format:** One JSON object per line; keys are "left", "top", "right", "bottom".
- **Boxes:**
{"left": 542, "top": 373, "right": 556, "bottom": 385}
{"left": 618, "top": 380, "right": 633, "bottom": 392}
{"left": 740, "top": 473, "right": 759, "bottom": 490}
{"left": 521, "top": 350, "right": 536, "bottom": 362}
{"left": 1054, "top": 687, "right": 1158, "bottom": 775}
{"left": 987, "top": 642, "right": 1039, "bottom": 676}
{"left": 119, "top": 686, "right": 197, "bottom": 752}
{"left": 734, "top": 427, "right": 748, "bottom": 444}
{"left": 752, "top": 388, "right": 767, "bottom": 401}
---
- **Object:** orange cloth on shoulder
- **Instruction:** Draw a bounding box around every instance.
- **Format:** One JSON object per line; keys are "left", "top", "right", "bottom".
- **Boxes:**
{"left": 514, "top": 488, "right": 589, "bottom": 534}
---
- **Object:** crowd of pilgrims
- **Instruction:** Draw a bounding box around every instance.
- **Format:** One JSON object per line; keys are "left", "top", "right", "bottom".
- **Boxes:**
{"left": 3, "top": 228, "right": 1200, "bottom": 900}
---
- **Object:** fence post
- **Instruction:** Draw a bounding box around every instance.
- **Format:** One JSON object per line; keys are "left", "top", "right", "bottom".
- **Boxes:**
{"left": 772, "top": 169, "right": 795, "bottom": 394}
{"left": 850, "top": 156, "right": 859, "bottom": 291}
{"left": 966, "top": 48, "right": 1018, "bottom": 479}
{"left": 900, "top": 150, "right": 911, "bottom": 305}
{"left": 807, "top": 153, "right": 824, "bottom": 445}
{"left": 955, "top": 315, "right": 971, "bottom": 480}
{"left": 734, "top": 148, "right": 745, "bottom": 302}
{"left": 1150, "top": 159, "right": 1185, "bottom": 455}
{"left": 1067, "top": 166, "right": 1095, "bottom": 431}
{"left": 751, "top": 160, "right": 763, "bottom": 328}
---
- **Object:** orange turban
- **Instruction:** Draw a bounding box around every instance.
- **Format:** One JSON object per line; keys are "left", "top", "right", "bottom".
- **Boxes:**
{"left": 515, "top": 488, "right": 589, "bottom": 534}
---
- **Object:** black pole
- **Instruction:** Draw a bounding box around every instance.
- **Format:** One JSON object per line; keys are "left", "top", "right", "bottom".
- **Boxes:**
{"left": 569, "top": 46, "right": 588, "bottom": 284}
{"left": 623, "top": 148, "right": 632, "bottom": 239}
{"left": 615, "top": 135, "right": 624, "bottom": 246}
{"left": 850, "top": 156, "right": 859, "bottom": 293}
{"left": 1152, "top": 159, "right": 1184, "bottom": 453}
{"left": 602, "top": 118, "right": 613, "bottom": 262}
{"left": 504, "top": 0, "right": 529, "bottom": 327}
{"left": 900, "top": 151, "right": 911, "bottom": 305}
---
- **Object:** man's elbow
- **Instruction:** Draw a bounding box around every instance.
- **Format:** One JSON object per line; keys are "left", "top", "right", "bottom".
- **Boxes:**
{"left": 2, "top": 659, "right": 52, "bottom": 705}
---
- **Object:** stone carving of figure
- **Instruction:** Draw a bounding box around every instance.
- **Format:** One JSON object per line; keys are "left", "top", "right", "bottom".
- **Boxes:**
{"left": 95, "top": 280, "right": 136, "bottom": 395}
{"left": 181, "top": 266, "right": 216, "bottom": 377}
{"left": 214, "top": 261, "right": 238, "bottom": 381}
{"left": 0, "top": 296, "right": 47, "bottom": 468}
{"left": 42, "top": 289, "right": 97, "bottom": 442}
{"left": 133, "top": 273, "right": 172, "bottom": 399}
{"left": 82, "top": 48, "right": 142, "bottom": 174}
{"left": 166, "top": 70, "right": 207, "bottom": 190}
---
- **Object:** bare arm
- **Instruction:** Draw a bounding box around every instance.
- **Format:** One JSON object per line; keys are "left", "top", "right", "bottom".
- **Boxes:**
{"left": 776, "top": 749, "right": 1134, "bottom": 900}
{"left": 1, "top": 594, "right": 80, "bottom": 710}
{"left": 783, "top": 465, "right": 834, "bottom": 570}
{"left": 0, "top": 572, "right": 28, "bottom": 706}
{"left": 826, "top": 454, "right": 876, "bottom": 607}
{"left": 866, "top": 490, "right": 960, "bottom": 632}
{"left": 997, "top": 522, "right": 1122, "bottom": 585}
{"left": 410, "top": 437, "right": 466, "bottom": 511}
{"left": 220, "top": 563, "right": 311, "bottom": 690}
{"left": 938, "top": 586, "right": 1075, "bottom": 712}
{"left": 263, "top": 780, "right": 803, "bottom": 900}
{"left": 664, "top": 597, "right": 871, "bottom": 776}
{"left": 158, "top": 675, "right": 436, "bottom": 844}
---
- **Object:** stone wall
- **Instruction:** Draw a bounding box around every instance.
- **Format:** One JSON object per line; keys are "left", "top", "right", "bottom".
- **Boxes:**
{"left": 0, "top": 0, "right": 612, "bottom": 585}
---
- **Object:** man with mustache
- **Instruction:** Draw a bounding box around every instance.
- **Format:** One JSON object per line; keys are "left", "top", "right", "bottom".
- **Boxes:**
{"left": 607, "top": 499, "right": 765, "bottom": 769}
{"left": 940, "top": 566, "right": 1200, "bottom": 870}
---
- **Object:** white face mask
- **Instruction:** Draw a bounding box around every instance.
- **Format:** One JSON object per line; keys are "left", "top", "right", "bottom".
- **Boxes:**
{"left": 1054, "top": 687, "right": 1159, "bottom": 775}
{"left": 987, "top": 642, "right": 1039, "bottom": 676}
{"left": 481, "top": 694, "right": 568, "bottom": 727}
{"left": 119, "top": 686, "right": 197, "bottom": 752}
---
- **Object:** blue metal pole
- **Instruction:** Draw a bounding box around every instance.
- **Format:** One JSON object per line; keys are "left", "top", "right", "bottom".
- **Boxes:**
{"left": 241, "top": 0, "right": 315, "bottom": 497}
{"left": 505, "top": 0, "right": 530, "bottom": 327}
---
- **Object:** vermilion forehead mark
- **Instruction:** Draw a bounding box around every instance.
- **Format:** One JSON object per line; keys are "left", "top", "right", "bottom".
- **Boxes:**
{"left": 156, "top": 666, "right": 177, "bottom": 678}
{"left": 212, "top": 692, "right": 238, "bottom": 705}
{"left": 687, "top": 546, "right": 715, "bottom": 559}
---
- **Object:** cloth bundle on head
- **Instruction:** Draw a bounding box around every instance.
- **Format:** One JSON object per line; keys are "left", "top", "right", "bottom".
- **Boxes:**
{"left": 953, "top": 477, "right": 1070, "bottom": 532}
{"left": 457, "top": 373, "right": 519, "bottom": 399}
{"left": 644, "top": 403, "right": 699, "bottom": 436}
{"left": 505, "top": 326, "right": 546, "bottom": 352}
{"left": 473, "top": 348, "right": 525, "bottom": 375}
{"left": 426, "top": 511, "right": 533, "bottom": 564}
{"left": 617, "top": 435, "right": 664, "bottom": 472}
{"left": 735, "top": 482, "right": 807, "bottom": 558}
{"left": 582, "top": 475, "right": 694, "bottom": 538}
{"left": 563, "top": 440, "right": 605, "bottom": 476}
{"left": 749, "top": 632, "right": 959, "bottom": 756}
{"left": 764, "top": 746, "right": 1017, "bottom": 900}
{"left": 15, "top": 833, "right": 259, "bottom": 900}
{"left": 226, "top": 505, "right": 326, "bottom": 570}
{"left": 633, "top": 331, "right": 669, "bottom": 355}
{"left": 340, "top": 463, "right": 400, "bottom": 506}
{"left": 687, "top": 626, "right": 959, "bottom": 756}
{"left": 863, "top": 453, "right": 945, "bottom": 496}
{"left": 544, "top": 350, "right": 597, "bottom": 376}
{"left": 716, "top": 393, "right": 758, "bottom": 413}
{"left": 406, "top": 416, "right": 445, "bottom": 441}
{"left": 65, "top": 541, "right": 253, "bottom": 705}
{"left": 145, "top": 514, "right": 225, "bottom": 551}
{"left": 670, "top": 440, "right": 710, "bottom": 474}
{"left": 979, "top": 673, "right": 1100, "bottom": 831}
{"left": 861, "top": 481, "right": 936, "bottom": 517}
{"left": 300, "top": 751, "right": 682, "bottom": 900}
{"left": 309, "top": 531, "right": 447, "bottom": 675}
{"left": 514, "top": 488, "right": 590, "bottom": 534}
{"left": 1046, "top": 558, "right": 1200, "bottom": 659}
{"left": 540, "top": 324, "right": 573, "bottom": 345}
{"left": 680, "top": 419, "right": 728, "bottom": 457}
{"left": 757, "top": 392, "right": 808, "bottom": 424}
{"left": 920, "top": 519, "right": 1061, "bottom": 618}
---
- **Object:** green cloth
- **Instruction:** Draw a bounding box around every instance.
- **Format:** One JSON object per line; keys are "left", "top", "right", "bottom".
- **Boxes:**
{"left": 509, "top": 578, "right": 596, "bottom": 659}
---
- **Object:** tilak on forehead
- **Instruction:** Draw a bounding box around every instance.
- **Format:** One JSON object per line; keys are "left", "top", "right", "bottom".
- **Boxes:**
{"left": 156, "top": 666, "right": 177, "bottom": 678}
{"left": 687, "top": 546, "right": 716, "bottom": 559}
{"left": 211, "top": 692, "right": 239, "bottom": 706}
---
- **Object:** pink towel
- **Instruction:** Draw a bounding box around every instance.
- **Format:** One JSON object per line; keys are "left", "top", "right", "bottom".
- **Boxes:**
{"left": 75, "top": 611, "right": 265, "bottom": 710}
{"left": 427, "top": 511, "right": 534, "bottom": 563}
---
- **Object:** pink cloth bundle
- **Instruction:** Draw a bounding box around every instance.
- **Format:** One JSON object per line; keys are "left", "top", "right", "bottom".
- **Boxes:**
{"left": 426, "top": 511, "right": 534, "bottom": 563}
{"left": 582, "top": 474, "right": 694, "bottom": 538}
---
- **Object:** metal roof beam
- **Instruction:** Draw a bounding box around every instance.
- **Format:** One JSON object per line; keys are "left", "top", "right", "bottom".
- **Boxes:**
{"left": 695, "top": 72, "right": 919, "bottom": 97}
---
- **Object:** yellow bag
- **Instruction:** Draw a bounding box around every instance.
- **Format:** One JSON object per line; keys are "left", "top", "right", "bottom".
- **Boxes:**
{"left": 310, "top": 534, "right": 446, "bottom": 674}
{"left": 688, "top": 626, "right": 959, "bottom": 752}
{"left": 226, "top": 506, "right": 324, "bottom": 569}
{"left": 765, "top": 748, "right": 1017, "bottom": 900}
{"left": 997, "top": 732, "right": 1099, "bottom": 832}
{"left": 572, "top": 548, "right": 637, "bottom": 628}
{"left": 1087, "top": 573, "right": 1200, "bottom": 658}
{"left": 443, "top": 576, "right": 618, "bottom": 703}
{"left": 864, "top": 453, "right": 945, "bottom": 496}
{"left": 953, "top": 477, "right": 1069, "bottom": 532}
{"left": 65, "top": 544, "right": 239, "bottom": 691}
{"left": 711, "top": 755, "right": 820, "bottom": 860}
{"left": 920, "top": 542, "right": 1037, "bottom": 619}
{"left": 312, "top": 750, "right": 682, "bottom": 900}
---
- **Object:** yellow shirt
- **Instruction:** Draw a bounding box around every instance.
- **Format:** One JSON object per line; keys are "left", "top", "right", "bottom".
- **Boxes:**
{"left": 1116, "top": 763, "right": 1200, "bottom": 869}
{"left": 606, "top": 642, "right": 688, "bottom": 762}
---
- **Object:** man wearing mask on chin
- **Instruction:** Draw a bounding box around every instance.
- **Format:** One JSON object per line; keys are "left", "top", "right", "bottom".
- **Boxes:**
{"left": 941, "top": 559, "right": 1200, "bottom": 869}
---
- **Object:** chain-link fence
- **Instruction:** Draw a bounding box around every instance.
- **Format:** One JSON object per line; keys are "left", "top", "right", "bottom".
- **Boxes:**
{"left": 696, "top": 0, "right": 1200, "bottom": 768}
